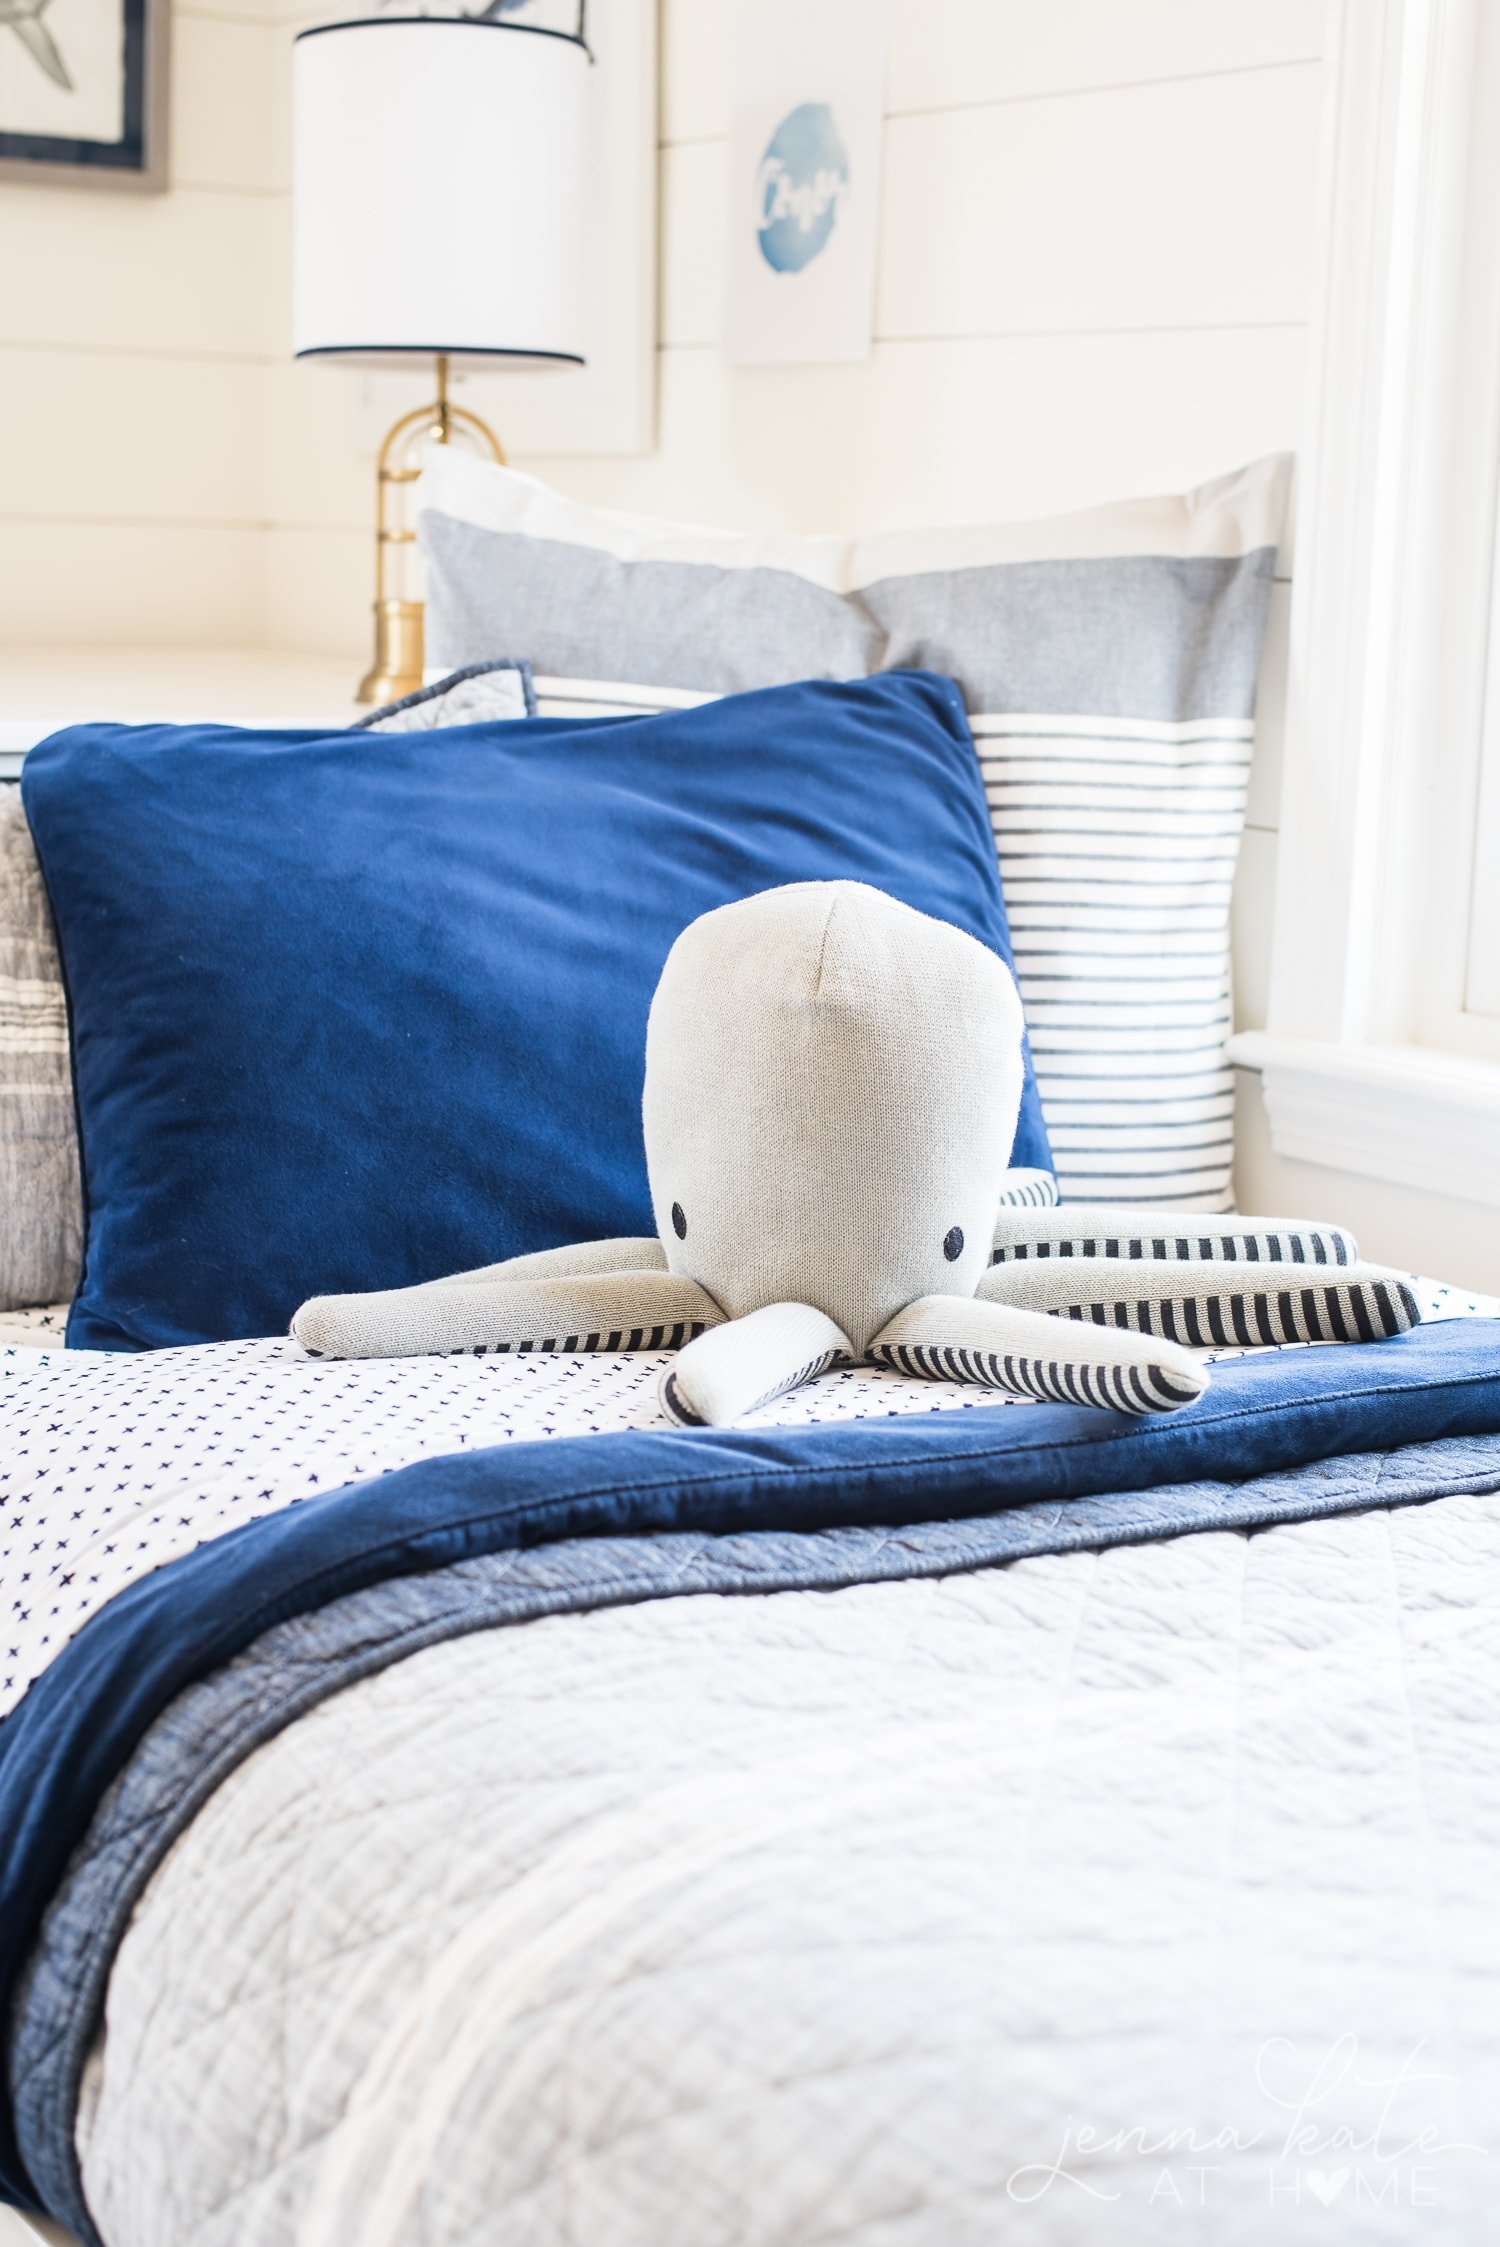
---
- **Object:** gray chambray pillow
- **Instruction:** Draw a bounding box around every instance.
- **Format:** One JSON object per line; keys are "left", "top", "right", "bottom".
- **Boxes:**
{"left": 0, "top": 788, "right": 80, "bottom": 1310}
{"left": 416, "top": 450, "right": 1290, "bottom": 1213}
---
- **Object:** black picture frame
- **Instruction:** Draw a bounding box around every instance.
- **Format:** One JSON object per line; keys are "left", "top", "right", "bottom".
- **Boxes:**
{"left": 0, "top": 0, "right": 168, "bottom": 190}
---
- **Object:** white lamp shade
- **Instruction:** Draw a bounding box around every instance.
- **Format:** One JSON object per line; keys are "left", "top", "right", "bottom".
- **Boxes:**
{"left": 292, "top": 17, "right": 590, "bottom": 368}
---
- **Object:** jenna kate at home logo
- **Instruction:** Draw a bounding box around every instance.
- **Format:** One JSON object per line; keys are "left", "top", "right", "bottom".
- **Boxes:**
{"left": 1003, "top": 2037, "right": 1486, "bottom": 2212}
{"left": 755, "top": 101, "right": 850, "bottom": 272}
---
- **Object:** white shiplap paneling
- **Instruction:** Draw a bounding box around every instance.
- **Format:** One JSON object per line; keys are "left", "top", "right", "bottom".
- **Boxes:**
{"left": 0, "top": 2, "right": 281, "bottom": 642}
{"left": 265, "top": 323, "right": 1310, "bottom": 567}
{"left": 0, "top": 0, "right": 1355, "bottom": 1245}
{"left": 3, "top": 0, "right": 1320, "bottom": 1088}
{"left": 171, "top": 10, "right": 283, "bottom": 192}
{"left": 0, "top": 0, "right": 1321, "bottom": 659}
{"left": 0, "top": 183, "right": 273, "bottom": 358}
{"left": 593, "top": 0, "right": 1323, "bottom": 1229}
{"left": 261, "top": 522, "right": 368, "bottom": 659}
{"left": 0, "top": 523, "right": 265, "bottom": 642}
{"left": 661, "top": 66, "right": 1320, "bottom": 349}
{"left": 0, "top": 349, "right": 263, "bottom": 524}
{"left": 884, "top": 0, "right": 1326, "bottom": 113}
{"left": 179, "top": 0, "right": 278, "bottom": 19}
{"left": 878, "top": 66, "right": 1320, "bottom": 338}
{"left": 529, "top": 327, "right": 1309, "bottom": 538}
{"left": 663, "top": 0, "right": 1325, "bottom": 144}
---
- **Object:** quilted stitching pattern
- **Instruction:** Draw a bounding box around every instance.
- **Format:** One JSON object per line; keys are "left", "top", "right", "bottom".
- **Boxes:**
{"left": 76, "top": 1491, "right": 1500, "bottom": 2245}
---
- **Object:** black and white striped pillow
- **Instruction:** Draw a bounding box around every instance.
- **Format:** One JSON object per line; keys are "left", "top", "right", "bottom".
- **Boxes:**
{"left": 974, "top": 716, "right": 1249, "bottom": 1209}
{"left": 980, "top": 1260, "right": 1421, "bottom": 1349}
{"left": 990, "top": 1209, "right": 1356, "bottom": 1265}
{"left": 417, "top": 452, "right": 1289, "bottom": 1211}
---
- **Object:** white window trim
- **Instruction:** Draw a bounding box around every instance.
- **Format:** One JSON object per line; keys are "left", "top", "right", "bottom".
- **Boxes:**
{"left": 1228, "top": 0, "right": 1500, "bottom": 1208}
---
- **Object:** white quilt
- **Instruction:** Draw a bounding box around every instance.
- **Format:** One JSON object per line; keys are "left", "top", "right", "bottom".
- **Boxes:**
{"left": 77, "top": 1483, "right": 1500, "bottom": 2247}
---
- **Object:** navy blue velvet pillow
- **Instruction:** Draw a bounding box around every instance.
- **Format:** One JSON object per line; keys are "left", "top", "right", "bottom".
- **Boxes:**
{"left": 23, "top": 671, "right": 1052, "bottom": 1350}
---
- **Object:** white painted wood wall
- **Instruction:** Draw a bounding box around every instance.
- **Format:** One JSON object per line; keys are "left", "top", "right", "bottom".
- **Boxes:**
{"left": 31, "top": 0, "right": 1489, "bottom": 1271}
{"left": 0, "top": 0, "right": 282, "bottom": 642}
{"left": 251, "top": 0, "right": 1324, "bottom": 634}
{"left": 0, "top": 1, "right": 1322, "bottom": 635}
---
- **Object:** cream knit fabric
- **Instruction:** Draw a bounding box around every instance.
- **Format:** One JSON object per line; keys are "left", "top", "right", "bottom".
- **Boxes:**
{"left": 293, "top": 1268, "right": 717, "bottom": 1361}
{"left": 661, "top": 1302, "right": 852, "bottom": 1427}
{"left": 644, "top": 883, "right": 1023, "bottom": 1357}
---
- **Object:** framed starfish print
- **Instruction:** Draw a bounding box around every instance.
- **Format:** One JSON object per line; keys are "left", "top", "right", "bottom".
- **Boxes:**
{"left": 0, "top": 0, "right": 167, "bottom": 187}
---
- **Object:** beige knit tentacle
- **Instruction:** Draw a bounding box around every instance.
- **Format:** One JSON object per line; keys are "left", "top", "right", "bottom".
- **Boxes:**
{"left": 429, "top": 1237, "right": 667, "bottom": 1288}
{"left": 660, "top": 1303, "right": 853, "bottom": 1428}
{"left": 292, "top": 1267, "right": 719, "bottom": 1362}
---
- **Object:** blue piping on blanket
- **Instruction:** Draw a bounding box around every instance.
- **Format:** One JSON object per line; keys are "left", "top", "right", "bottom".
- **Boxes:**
{"left": 3, "top": 1316, "right": 1500, "bottom": 2214}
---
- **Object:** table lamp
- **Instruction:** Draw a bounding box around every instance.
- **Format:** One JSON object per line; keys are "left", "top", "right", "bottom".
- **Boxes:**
{"left": 292, "top": 7, "right": 590, "bottom": 702}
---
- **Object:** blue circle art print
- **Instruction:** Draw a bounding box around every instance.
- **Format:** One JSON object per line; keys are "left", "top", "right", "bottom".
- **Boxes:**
{"left": 755, "top": 102, "right": 850, "bottom": 273}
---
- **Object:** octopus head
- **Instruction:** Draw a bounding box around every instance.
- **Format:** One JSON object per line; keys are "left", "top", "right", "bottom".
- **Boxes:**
{"left": 642, "top": 881, "right": 1024, "bottom": 1356}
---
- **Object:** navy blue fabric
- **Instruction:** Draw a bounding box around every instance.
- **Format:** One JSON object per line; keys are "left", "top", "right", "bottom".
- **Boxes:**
{"left": 3, "top": 1316, "right": 1500, "bottom": 2208}
{"left": 21, "top": 670, "right": 1049, "bottom": 1352}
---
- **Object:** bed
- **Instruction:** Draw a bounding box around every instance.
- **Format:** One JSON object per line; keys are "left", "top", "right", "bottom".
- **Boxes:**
{"left": 4, "top": 1300, "right": 1500, "bottom": 2245}
{"left": 5, "top": 457, "right": 1500, "bottom": 2244}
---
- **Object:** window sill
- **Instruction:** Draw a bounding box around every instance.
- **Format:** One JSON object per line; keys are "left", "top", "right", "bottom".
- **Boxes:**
{"left": 1227, "top": 1033, "right": 1500, "bottom": 1210}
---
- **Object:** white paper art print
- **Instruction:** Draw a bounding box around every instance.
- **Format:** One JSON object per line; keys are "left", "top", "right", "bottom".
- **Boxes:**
{"left": 725, "top": 0, "right": 884, "bottom": 366}
{"left": 0, "top": 0, "right": 166, "bottom": 185}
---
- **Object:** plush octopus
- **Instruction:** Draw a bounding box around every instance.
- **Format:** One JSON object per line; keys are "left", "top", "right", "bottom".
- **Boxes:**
{"left": 293, "top": 881, "right": 1419, "bottom": 1423}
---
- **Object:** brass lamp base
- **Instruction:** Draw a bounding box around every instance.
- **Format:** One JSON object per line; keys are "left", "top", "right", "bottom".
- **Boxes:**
{"left": 355, "top": 353, "right": 504, "bottom": 706}
{"left": 358, "top": 598, "right": 426, "bottom": 706}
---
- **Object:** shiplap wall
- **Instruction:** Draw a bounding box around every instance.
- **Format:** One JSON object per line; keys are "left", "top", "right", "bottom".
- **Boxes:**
{"left": 0, "top": 0, "right": 283, "bottom": 643}
{"left": 5, "top": 0, "right": 1357, "bottom": 1237}
{"left": 263, "top": 0, "right": 1328, "bottom": 1228}
{"left": 256, "top": 0, "right": 1325, "bottom": 652}
{"left": 562, "top": 0, "right": 1321, "bottom": 1236}
{"left": 0, "top": 0, "right": 1322, "bottom": 687}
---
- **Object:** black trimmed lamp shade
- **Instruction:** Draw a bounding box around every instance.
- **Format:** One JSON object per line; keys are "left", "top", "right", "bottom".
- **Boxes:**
{"left": 292, "top": 15, "right": 589, "bottom": 369}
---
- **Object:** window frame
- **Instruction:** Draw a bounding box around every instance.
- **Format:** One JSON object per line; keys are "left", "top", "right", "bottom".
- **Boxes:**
{"left": 1229, "top": 0, "right": 1500, "bottom": 1204}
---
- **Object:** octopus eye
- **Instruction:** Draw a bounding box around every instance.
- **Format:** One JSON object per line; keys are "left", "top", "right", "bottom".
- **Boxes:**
{"left": 942, "top": 1225, "right": 964, "bottom": 1262}
{"left": 671, "top": 1201, "right": 688, "bottom": 1240}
